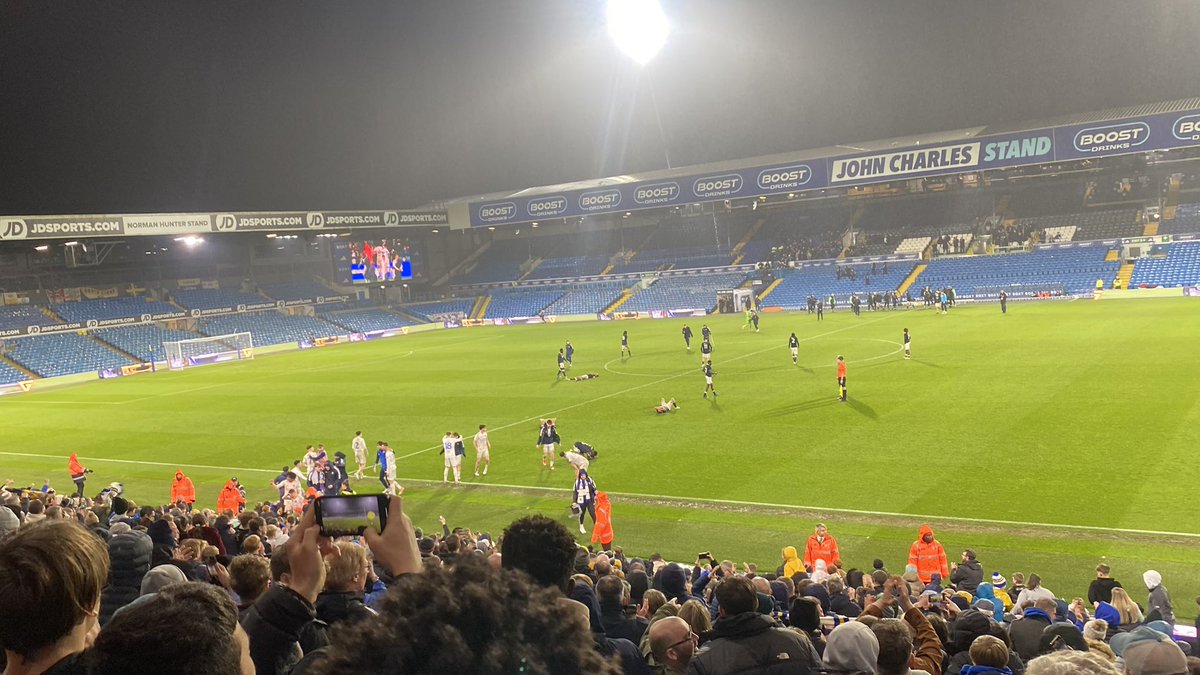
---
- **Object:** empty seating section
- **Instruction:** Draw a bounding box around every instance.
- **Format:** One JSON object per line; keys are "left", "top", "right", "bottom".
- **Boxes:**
{"left": 6, "top": 333, "right": 132, "bottom": 378}
{"left": 321, "top": 310, "right": 418, "bottom": 333}
{"left": 94, "top": 325, "right": 200, "bottom": 362}
{"left": 1162, "top": 202, "right": 1200, "bottom": 235}
{"left": 0, "top": 360, "right": 28, "bottom": 383}
{"left": 541, "top": 282, "right": 627, "bottom": 315}
{"left": 621, "top": 273, "right": 747, "bottom": 312}
{"left": 53, "top": 297, "right": 178, "bottom": 322}
{"left": 894, "top": 237, "right": 932, "bottom": 255}
{"left": 402, "top": 300, "right": 474, "bottom": 322}
{"left": 525, "top": 255, "right": 609, "bottom": 280}
{"left": 0, "top": 305, "right": 48, "bottom": 331}
{"left": 200, "top": 313, "right": 341, "bottom": 346}
{"left": 457, "top": 239, "right": 531, "bottom": 284}
{"left": 483, "top": 289, "right": 564, "bottom": 318}
{"left": 1040, "top": 226, "right": 1077, "bottom": 243}
{"left": 174, "top": 288, "right": 265, "bottom": 310}
{"left": 917, "top": 247, "right": 1119, "bottom": 297}
{"left": 1017, "top": 208, "right": 1139, "bottom": 241}
{"left": 612, "top": 247, "right": 732, "bottom": 274}
{"left": 1128, "top": 242, "right": 1200, "bottom": 287}
{"left": 762, "top": 263, "right": 915, "bottom": 309}
{"left": 258, "top": 280, "right": 331, "bottom": 300}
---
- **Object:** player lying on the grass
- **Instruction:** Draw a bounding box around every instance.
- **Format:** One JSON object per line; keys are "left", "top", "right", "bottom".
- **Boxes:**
{"left": 570, "top": 373, "right": 600, "bottom": 381}
{"left": 655, "top": 398, "right": 680, "bottom": 414}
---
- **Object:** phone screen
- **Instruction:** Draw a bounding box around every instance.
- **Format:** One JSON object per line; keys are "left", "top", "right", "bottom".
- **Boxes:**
{"left": 315, "top": 495, "right": 389, "bottom": 537}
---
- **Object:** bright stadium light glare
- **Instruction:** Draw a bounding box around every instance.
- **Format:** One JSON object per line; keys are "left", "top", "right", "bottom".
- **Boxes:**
{"left": 607, "top": 0, "right": 669, "bottom": 66}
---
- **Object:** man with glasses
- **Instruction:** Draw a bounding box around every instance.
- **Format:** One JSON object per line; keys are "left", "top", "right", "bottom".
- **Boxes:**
{"left": 649, "top": 616, "right": 697, "bottom": 674}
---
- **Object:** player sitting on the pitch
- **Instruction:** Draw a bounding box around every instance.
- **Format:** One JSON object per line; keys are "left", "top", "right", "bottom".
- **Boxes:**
{"left": 654, "top": 398, "right": 680, "bottom": 414}
{"left": 570, "top": 373, "right": 600, "bottom": 381}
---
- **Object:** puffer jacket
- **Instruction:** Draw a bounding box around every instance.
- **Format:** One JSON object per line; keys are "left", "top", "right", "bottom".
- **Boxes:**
{"left": 950, "top": 559, "right": 983, "bottom": 593}
{"left": 685, "top": 612, "right": 821, "bottom": 675}
{"left": 314, "top": 591, "right": 376, "bottom": 628}
{"left": 99, "top": 530, "right": 153, "bottom": 626}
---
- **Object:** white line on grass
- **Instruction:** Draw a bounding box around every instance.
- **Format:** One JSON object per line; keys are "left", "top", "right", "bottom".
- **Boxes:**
{"left": 4, "top": 450, "right": 1195, "bottom": 539}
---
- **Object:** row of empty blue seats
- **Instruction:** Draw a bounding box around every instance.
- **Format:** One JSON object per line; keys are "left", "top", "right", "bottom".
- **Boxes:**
{"left": 524, "top": 255, "right": 609, "bottom": 280}
{"left": 0, "top": 360, "right": 30, "bottom": 383}
{"left": 93, "top": 325, "right": 201, "bottom": 363}
{"left": 173, "top": 288, "right": 265, "bottom": 310}
{"left": 621, "top": 272, "right": 748, "bottom": 312}
{"left": 200, "top": 313, "right": 342, "bottom": 346}
{"left": 401, "top": 299, "right": 474, "bottom": 322}
{"left": 484, "top": 289, "right": 564, "bottom": 318}
{"left": 0, "top": 305, "right": 47, "bottom": 331}
{"left": 258, "top": 280, "right": 333, "bottom": 301}
{"left": 762, "top": 263, "right": 915, "bottom": 309}
{"left": 53, "top": 297, "right": 179, "bottom": 322}
{"left": 1161, "top": 203, "right": 1200, "bottom": 235}
{"left": 321, "top": 309, "right": 419, "bottom": 333}
{"left": 1129, "top": 242, "right": 1200, "bottom": 288}
{"left": 541, "top": 282, "right": 627, "bottom": 315}
{"left": 5, "top": 333, "right": 133, "bottom": 378}
{"left": 917, "top": 248, "right": 1119, "bottom": 297}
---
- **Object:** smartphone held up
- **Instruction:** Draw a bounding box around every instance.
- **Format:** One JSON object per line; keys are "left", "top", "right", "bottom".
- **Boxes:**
{"left": 314, "top": 494, "right": 389, "bottom": 537}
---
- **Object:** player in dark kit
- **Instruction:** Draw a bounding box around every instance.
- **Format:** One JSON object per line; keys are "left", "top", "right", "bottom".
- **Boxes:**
{"left": 620, "top": 330, "right": 631, "bottom": 358}
{"left": 999, "top": 289, "right": 1008, "bottom": 314}
{"left": 816, "top": 300, "right": 824, "bottom": 320}
{"left": 903, "top": 328, "right": 911, "bottom": 360}
{"left": 557, "top": 349, "right": 566, "bottom": 380}
{"left": 702, "top": 362, "right": 718, "bottom": 399}
{"left": 751, "top": 310, "right": 760, "bottom": 332}
{"left": 789, "top": 332, "right": 800, "bottom": 364}
{"left": 700, "top": 337, "right": 713, "bottom": 364}
{"left": 701, "top": 324, "right": 711, "bottom": 342}
{"left": 682, "top": 325, "right": 693, "bottom": 352}
{"left": 564, "top": 340, "right": 574, "bottom": 366}
{"left": 836, "top": 355, "right": 847, "bottom": 402}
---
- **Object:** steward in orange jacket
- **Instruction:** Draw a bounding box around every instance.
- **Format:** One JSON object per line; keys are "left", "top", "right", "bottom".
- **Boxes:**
{"left": 68, "top": 453, "right": 90, "bottom": 497}
{"left": 802, "top": 523, "right": 840, "bottom": 570}
{"left": 217, "top": 478, "right": 245, "bottom": 514}
{"left": 171, "top": 470, "right": 196, "bottom": 509}
{"left": 907, "top": 523, "right": 949, "bottom": 584}
{"left": 591, "top": 491, "right": 614, "bottom": 551}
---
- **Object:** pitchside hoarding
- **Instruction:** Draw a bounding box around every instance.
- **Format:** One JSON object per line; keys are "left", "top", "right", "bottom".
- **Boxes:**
{"left": 0, "top": 210, "right": 447, "bottom": 241}
{"left": 470, "top": 106, "right": 1200, "bottom": 227}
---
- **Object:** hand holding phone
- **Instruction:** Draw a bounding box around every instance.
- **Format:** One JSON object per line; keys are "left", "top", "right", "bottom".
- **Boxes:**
{"left": 314, "top": 494, "right": 389, "bottom": 537}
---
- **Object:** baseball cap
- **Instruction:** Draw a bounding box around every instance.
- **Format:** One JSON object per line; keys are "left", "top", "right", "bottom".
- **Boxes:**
{"left": 1111, "top": 625, "right": 1172, "bottom": 657}
{"left": 1122, "top": 633, "right": 1188, "bottom": 675}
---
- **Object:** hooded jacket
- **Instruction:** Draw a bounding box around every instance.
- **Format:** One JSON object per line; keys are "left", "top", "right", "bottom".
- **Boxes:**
{"left": 68, "top": 453, "right": 87, "bottom": 479}
{"left": 1007, "top": 607, "right": 1052, "bottom": 661}
{"left": 821, "top": 620, "right": 878, "bottom": 674}
{"left": 907, "top": 524, "right": 949, "bottom": 584}
{"left": 686, "top": 612, "right": 821, "bottom": 675}
{"left": 1143, "top": 571, "right": 1174, "bottom": 624}
{"left": 592, "top": 491, "right": 614, "bottom": 545}
{"left": 99, "top": 529, "right": 153, "bottom": 626}
{"left": 171, "top": 470, "right": 196, "bottom": 504}
{"left": 217, "top": 479, "right": 245, "bottom": 513}
{"left": 802, "top": 532, "right": 839, "bottom": 570}
{"left": 973, "top": 583, "right": 1006, "bottom": 623}
{"left": 782, "top": 545, "right": 805, "bottom": 579}
{"left": 950, "top": 559, "right": 983, "bottom": 593}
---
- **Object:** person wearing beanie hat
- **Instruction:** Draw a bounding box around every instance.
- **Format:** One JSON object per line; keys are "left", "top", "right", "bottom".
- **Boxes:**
{"left": 1142, "top": 570, "right": 1175, "bottom": 625}
{"left": 0, "top": 505, "right": 18, "bottom": 540}
{"left": 139, "top": 564, "right": 187, "bottom": 596}
{"left": 991, "top": 572, "right": 1006, "bottom": 590}
{"left": 989, "top": 573, "right": 1014, "bottom": 610}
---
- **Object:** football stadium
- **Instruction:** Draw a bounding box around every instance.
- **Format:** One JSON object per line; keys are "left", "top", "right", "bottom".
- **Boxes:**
{"left": 2, "top": 2, "right": 1199, "bottom": 673}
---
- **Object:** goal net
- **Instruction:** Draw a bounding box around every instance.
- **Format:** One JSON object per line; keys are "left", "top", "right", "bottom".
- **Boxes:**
{"left": 163, "top": 332, "right": 254, "bottom": 370}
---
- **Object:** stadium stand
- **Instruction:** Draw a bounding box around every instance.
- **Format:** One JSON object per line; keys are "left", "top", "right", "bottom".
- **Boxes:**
{"left": 1021, "top": 208, "right": 1140, "bottom": 242}
{"left": 540, "top": 281, "right": 627, "bottom": 315}
{"left": 52, "top": 297, "right": 180, "bottom": 322}
{"left": 761, "top": 262, "right": 915, "bottom": 309}
{"left": 400, "top": 299, "right": 474, "bottom": 322}
{"left": 94, "top": 325, "right": 201, "bottom": 363}
{"left": 1128, "top": 241, "right": 1200, "bottom": 288}
{"left": 173, "top": 288, "right": 266, "bottom": 310}
{"left": 320, "top": 309, "right": 419, "bottom": 332}
{"left": 893, "top": 236, "right": 932, "bottom": 256}
{"left": 456, "top": 238, "right": 534, "bottom": 284}
{"left": 5, "top": 332, "right": 133, "bottom": 378}
{"left": 620, "top": 272, "right": 748, "bottom": 312}
{"left": 916, "top": 246, "right": 1120, "bottom": 297}
{"left": 1161, "top": 201, "right": 1200, "bottom": 235}
{"left": 483, "top": 288, "right": 565, "bottom": 318}
{"left": 0, "top": 360, "right": 28, "bottom": 383}
{"left": 524, "top": 255, "right": 610, "bottom": 280}
{"left": 199, "top": 312, "right": 341, "bottom": 346}
{"left": 0, "top": 304, "right": 50, "bottom": 331}
{"left": 257, "top": 280, "right": 333, "bottom": 300}
{"left": 1040, "top": 225, "right": 1077, "bottom": 243}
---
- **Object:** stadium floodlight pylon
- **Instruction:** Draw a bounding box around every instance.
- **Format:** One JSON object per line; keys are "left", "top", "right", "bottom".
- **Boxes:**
{"left": 163, "top": 332, "right": 254, "bottom": 370}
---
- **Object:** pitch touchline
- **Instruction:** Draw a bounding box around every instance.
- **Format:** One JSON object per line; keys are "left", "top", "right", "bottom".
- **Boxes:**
{"left": 2, "top": 450, "right": 1194, "bottom": 539}
{"left": 395, "top": 313, "right": 903, "bottom": 461}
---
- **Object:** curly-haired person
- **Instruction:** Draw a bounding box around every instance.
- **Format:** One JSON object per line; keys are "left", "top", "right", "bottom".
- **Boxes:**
{"left": 309, "top": 558, "right": 624, "bottom": 675}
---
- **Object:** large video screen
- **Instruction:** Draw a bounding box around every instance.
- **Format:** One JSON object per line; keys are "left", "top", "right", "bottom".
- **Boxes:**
{"left": 333, "top": 238, "right": 421, "bottom": 285}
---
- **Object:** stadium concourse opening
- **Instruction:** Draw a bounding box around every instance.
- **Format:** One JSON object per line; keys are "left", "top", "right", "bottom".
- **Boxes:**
{"left": 4, "top": 2, "right": 1200, "bottom": 672}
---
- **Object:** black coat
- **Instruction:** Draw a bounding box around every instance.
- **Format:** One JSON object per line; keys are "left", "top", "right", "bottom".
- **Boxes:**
{"left": 950, "top": 560, "right": 984, "bottom": 593}
{"left": 315, "top": 590, "right": 375, "bottom": 628}
{"left": 99, "top": 531, "right": 152, "bottom": 626}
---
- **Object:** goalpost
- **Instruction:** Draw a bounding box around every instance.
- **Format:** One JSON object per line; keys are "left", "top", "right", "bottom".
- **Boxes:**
{"left": 163, "top": 332, "right": 254, "bottom": 370}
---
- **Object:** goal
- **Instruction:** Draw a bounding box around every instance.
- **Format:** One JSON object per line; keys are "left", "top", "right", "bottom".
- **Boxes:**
{"left": 163, "top": 332, "right": 254, "bottom": 370}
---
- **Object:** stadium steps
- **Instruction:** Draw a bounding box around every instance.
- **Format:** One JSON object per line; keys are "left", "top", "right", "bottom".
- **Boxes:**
{"left": 1142, "top": 221, "right": 1159, "bottom": 236}
{"left": 730, "top": 217, "right": 767, "bottom": 259}
{"left": 0, "top": 353, "right": 38, "bottom": 380}
{"left": 391, "top": 308, "right": 428, "bottom": 324}
{"left": 755, "top": 278, "right": 784, "bottom": 303}
{"left": 602, "top": 290, "right": 634, "bottom": 314}
{"left": 1114, "top": 262, "right": 1135, "bottom": 289}
{"left": 472, "top": 295, "right": 491, "bottom": 319}
{"left": 1105, "top": 249, "right": 1120, "bottom": 262}
{"left": 90, "top": 334, "right": 140, "bottom": 363}
{"left": 896, "top": 264, "right": 927, "bottom": 296}
{"left": 516, "top": 259, "right": 542, "bottom": 282}
{"left": 1162, "top": 175, "right": 1180, "bottom": 220}
{"left": 40, "top": 306, "right": 63, "bottom": 322}
{"left": 600, "top": 262, "right": 615, "bottom": 275}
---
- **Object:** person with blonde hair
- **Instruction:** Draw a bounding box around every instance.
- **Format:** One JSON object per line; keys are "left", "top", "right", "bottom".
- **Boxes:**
{"left": 677, "top": 598, "right": 712, "bottom": 636}
{"left": 240, "top": 534, "right": 265, "bottom": 557}
{"left": 316, "top": 541, "right": 375, "bottom": 628}
{"left": 1109, "top": 586, "right": 1143, "bottom": 625}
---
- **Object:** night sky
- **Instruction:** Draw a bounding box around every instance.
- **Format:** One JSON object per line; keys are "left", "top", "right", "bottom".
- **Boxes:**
{"left": 1, "top": 0, "right": 1197, "bottom": 215}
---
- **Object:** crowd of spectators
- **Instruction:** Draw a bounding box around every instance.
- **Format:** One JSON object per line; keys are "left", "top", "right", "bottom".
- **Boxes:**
{"left": 0, "top": 482, "right": 1195, "bottom": 675}
{"left": 769, "top": 231, "right": 844, "bottom": 264}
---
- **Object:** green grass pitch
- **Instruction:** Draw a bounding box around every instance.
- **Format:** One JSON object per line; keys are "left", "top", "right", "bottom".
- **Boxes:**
{"left": 3, "top": 297, "right": 1198, "bottom": 617}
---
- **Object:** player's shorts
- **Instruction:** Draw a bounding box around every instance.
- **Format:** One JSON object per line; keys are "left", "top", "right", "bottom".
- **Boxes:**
{"left": 354, "top": 451, "right": 366, "bottom": 465}
{"left": 477, "top": 449, "right": 490, "bottom": 461}
{"left": 790, "top": 347, "right": 798, "bottom": 357}
{"left": 450, "top": 454, "right": 463, "bottom": 467}
{"left": 705, "top": 376, "right": 713, "bottom": 385}
{"left": 701, "top": 353, "right": 711, "bottom": 362}
{"left": 837, "top": 376, "right": 846, "bottom": 386}
{"left": 905, "top": 341, "right": 911, "bottom": 349}
{"left": 444, "top": 454, "right": 455, "bottom": 468}
{"left": 542, "top": 443, "right": 556, "bottom": 454}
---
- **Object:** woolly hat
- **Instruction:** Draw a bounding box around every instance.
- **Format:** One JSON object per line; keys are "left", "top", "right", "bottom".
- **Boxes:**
{"left": 109, "top": 521, "right": 132, "bottom": 535}
{"left": 659, "top": 563, "right": 688, "bottom": 600}
{"left": 1083, "top": 619, "right": 1109, "bottom": 642}
{"left": 991, "top": 572, "right": 1006, "bottom": 589}
{"left": 140, "top": 564, "right": 186, "bottom": 596}
{"left": 974, "top": 598, "right": 995, "bottom": 614}
{"left": 0, "top": 506, "right": 19, "bottom": 540}
{"left": 872, "top": 559, "right": 885, "bottom": 570}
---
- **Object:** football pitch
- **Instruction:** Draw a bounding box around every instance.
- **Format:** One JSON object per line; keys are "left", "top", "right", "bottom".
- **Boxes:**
{"left": 3, "top": 298, "right": 1199, "bottom": 616}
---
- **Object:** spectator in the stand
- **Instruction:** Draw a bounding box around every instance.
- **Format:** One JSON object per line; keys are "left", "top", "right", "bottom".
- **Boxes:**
{"left": 229, "top": 554, "right": 272, "bottom": 613}
{"left": 828, "top": 577, "right": 862, "bottom": 618}
{"left": 686, "top": 576, "right": 820, "bottom": 674}
{"left": 89, "top": 582, "right": 255, "bottom": 674}
{"left": 0, "top": 521, "right": 109, "bottom": 675}
{"left": 598, "top": 574, "right": 649, "bottom": 644}
{"left": 908, "top": 524, "right": 949, "bottom": 585}
{"left": 964, "top": 634, "right": 1014, "bottom": 674}
{"left": 147, "top": 517, "right": 177, "bottom": 567}
{"left": 1109, "top": 587, "right": 1143, "bottom": 625}
{"left": 823, "top": 621, "right": 879, "bottom": 674}
{"left": 802, "top": 523, "right": 839, "bottom": 571}
{"left": 184, "top": 512, "right": 226, "bottom": 555}
{"left": 99, "top": 523, "right": 153, "bottom": 626}
{"left": 677, "top": 599, "right": 713, "bottom": 637}
{"left": 1008, "top": 598, "right": 1057, "bottom": 662}
{"left": 782, "top": 545, "right": 805, "bottom": 579}
{"left": 951, "top": 549, "right": 984, "bottom": 593}
{"left": 1087, "top": 564, "right": 1122, "bottom": 605}
{"left": 1024, "top": 650, "right": 1120, "bottom": 674}
{"left": 1142, "top": 570, "right": 1175, "bottom": 625}
{"left": 649, "top": 616, "right": 697, "bottom": 675}
{"left": 1117, "top": 627, "right": 1189, "bottom": 675}
{"left": 861, "top": 577, "right": 943, "bottom": 674}
{"left": 944, "top": 610, "right": 1024, "bottom": 674}
{"left": 1013, "top": 574, "right": 1055, "bottom": 614}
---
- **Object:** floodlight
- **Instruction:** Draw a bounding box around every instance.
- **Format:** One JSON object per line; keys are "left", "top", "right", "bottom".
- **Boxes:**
{"left": 607, "top": 0, "right": 669, "bottom": 66}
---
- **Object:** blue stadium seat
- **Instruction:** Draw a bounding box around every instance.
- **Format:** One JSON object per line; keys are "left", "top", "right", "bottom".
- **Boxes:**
{"left": 321, "top": 309, "right": 419, "bottom": 332}
{"left": 1128, "top": 241, "right": 1200, "bottom": 287}
{"left": 199, "top": 313, "right": 343, "bottom": 346}
{"left": 52, "top": 297, "right": 179, "bottom": 322}
{"left": 483, "top": 289, "right": 565, "bottom": 318}
{"left": 0, "top": 360, "right": 30, "bottom": 384}
{"left": 174, "top": 288, "right": 266, "bottom": 310}
{"left": 401, "top": 299, "right": 475, "bottom": 322}
{"left": 6, "top": 333, "right": 134, "bottom": 378}
{"left": 762, "top": 262, "right": 914, "bottom": 309}
{"left": 0, "top": 305, "right": 51, "bottom": 331}
{"left": 917, "top": 247, "right": 1119, "bottom": 297}
{"left": 258, "top": 280, "right": 333, "bottom": 301}
{"left": 94, "top": 325, "right": 202, "bottom": 362}
{"left": 621, "top": 272, "right": 748, "bottom": 312}
{"left": 541, "top": 282, "right": 628, "bottom": 315}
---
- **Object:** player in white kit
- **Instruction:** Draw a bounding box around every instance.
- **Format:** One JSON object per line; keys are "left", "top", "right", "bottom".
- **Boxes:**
{"left": 474, "top": 424, "right": 491, "bottom": 476}
{"left": 351, "top": 431, "right": 367, "bottom": 480}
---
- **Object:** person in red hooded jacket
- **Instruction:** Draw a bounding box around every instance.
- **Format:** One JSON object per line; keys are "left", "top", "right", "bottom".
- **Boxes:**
{"left": 171, "top": 470, "right": 196, "bottom": 510}
{"left": 802, "top": 522, "right": 840, "bottom": 571}
{"left": 907, "top": 523, "right": 949, "bottom": 584}
{"left": 67, "top": 452, "right": 90, "bottom": 497}
{"left": 216, "top": 478, "right": 245, "bottom": 514}
{"left": 591, "top": 491, "right": 614, "bottom": 552}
